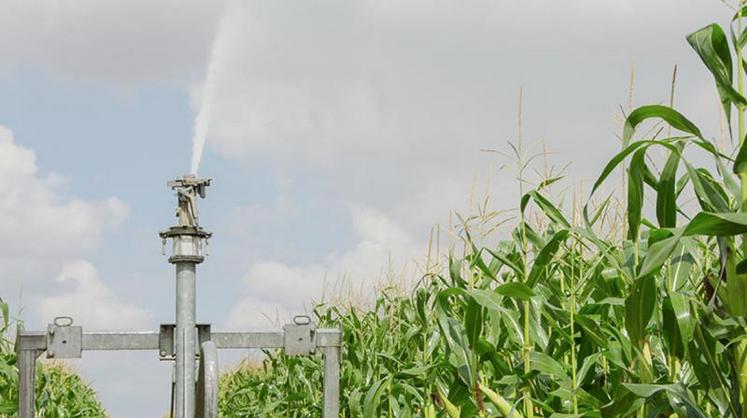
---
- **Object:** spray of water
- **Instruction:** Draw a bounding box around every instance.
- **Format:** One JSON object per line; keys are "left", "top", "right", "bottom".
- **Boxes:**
{"left": 189, "top": 4, "right": 236, "bottom": 175}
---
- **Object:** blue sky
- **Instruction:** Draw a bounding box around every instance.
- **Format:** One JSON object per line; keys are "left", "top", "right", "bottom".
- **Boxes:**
{"left": 0, "top": 0, "right": 732, "bottom": 415}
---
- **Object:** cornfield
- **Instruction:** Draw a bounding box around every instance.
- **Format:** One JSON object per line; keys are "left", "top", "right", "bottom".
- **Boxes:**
{"left": 218, "top": 5, "right": 747, "bottom": 418}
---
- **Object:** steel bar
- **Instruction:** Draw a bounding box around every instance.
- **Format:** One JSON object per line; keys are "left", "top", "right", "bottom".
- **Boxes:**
{"left": 210, "top": 332, "right": 283, "bottom": 349}
{"left": 322, "top": 345, "right": 341, "bottom": 418}
{"left": 175, "top": 261, "right": 197, "bottom": 418}
{"left": 82, "top": 332, "right": 160, "bottom": 350}
{"left": 16, "top": 331, "right": 46, "bottom": 350}
{"left": 209, "top": 329, "right": 342, "bottom": 350}
{"left": 17, "top": 348, "right": 39, "bottom": 418}
{"left": 16, "top": 331, "right": 45, "bottom": 418}
{"left": 19, "top": 329, "right": 342, "bottom": 352}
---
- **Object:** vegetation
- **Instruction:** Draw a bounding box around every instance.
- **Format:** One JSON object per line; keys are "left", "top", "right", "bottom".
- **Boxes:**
{"left": 218, "top": 4, "right": 747, "bottom": 417}
{"left": 0, "top": 299, "right": 106, "bottom": 417}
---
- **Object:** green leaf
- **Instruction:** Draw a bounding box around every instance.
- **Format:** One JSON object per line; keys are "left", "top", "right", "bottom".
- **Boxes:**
{"left": 576, "top": 353, "right": 602, "bottom": 386}
{"left": 527, "top": 229, "right": 570, "bottom": 287}
{"left": 363, "top": 377, "right": 389, "bottom": 418}
{"left": 682, "top": 211, "right": 747, "bottom": 235}
{"left": 464, "top": 298, "right": 483, "bottom": 349}
{"left": 687, "top": 326, "right": 737, "bottom": 416}
{"left": 586, "top": 138, "right": 687, "bottom": 231}
{"left": 623, "top": 106, "right": 703, "bottom": 146}
{"left": 735, "top": 140, "right": 747, "bottom": 175}
{"left": 494, "top": 282, "right": 536, "bottom": 300}
{"left": 668, "top": 291, "right": 693, "bottom": 350}
{"left": 529, "top": 351, "right": 569, "bottom": 382}
{"left": 590, "top": 139, "right": 664, "bottom": 196}
{"left": 656, "top": 145, "right": 681, "bottom": 228}
{"left": 485, "top": 248, "right": 524, "bottom": 278}
{"left": 627, "top": 148, "right": 646, "bottom": 240}
{"left": 575, "top": 315, "right": 608, "bottom": 348}
{"left": 639, "top": 212, "right": 747, "bottom": 278}
{"left": 665, "top": 384, "right": 709, "bottom": 418}
{"left": 463, "top": 288, "right": 505, "bottom": 312}
{"left": 602, "top": 386, "right": 645, "bottom": 417}
{"left": 625, "top": 275, "right": 657, "bottom": 348}
{"left": 662, "top": 296, "right": 685, "bottom": 359}
{"left": 728, "top": 256, "right": 747, "bottom": 317}
{"left": 622, "top": 383, "right": 668, "bottom": 398}
{"left": 687, "top": 23, "right": 747, "bottom": 129}
{"left": 687, "top": 166, "right": 731, "bottom": 213}
{"left": 0, "top": 301, "right": 8, "bottom": 330}
{"left": 396, "top": 365, "right": 432, "bottom": 378}
{"left": 521, "top": 190, "right": 571, "bottom": 228}
{"left": 437, "top": 309, "right": 476, "bottom": 388}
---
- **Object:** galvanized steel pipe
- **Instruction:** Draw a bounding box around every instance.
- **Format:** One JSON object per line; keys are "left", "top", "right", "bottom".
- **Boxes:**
{"left": 175, "top": 258, "right": 197, "bottom": 418}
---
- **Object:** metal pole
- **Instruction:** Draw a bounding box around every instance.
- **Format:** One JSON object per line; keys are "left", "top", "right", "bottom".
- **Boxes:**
{"left": 322, "top": 345, "right": 341, "bottom": 418}
{"left": 162, "top": 176, "right": 211, "bottom": 418}
{"left": 175, "top": 259, "right": 197, "bottom": 418}
{"left": 17, "top": 348, "right": 38, "bottom": 418}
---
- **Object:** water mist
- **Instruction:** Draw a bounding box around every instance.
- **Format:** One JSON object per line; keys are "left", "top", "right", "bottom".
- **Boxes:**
{"left": 189, "top": 4, "right": 236, "bottom": 175}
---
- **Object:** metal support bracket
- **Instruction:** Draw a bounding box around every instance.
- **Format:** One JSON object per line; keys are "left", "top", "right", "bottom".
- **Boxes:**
{"left": 283, "top": 315, "right": 316, "bottom": 356}
{"left": 159, "top": 323, "right": 212, "bottom": 360}
{"left": 46, "top": 317, "right": 82, "bottom": 359}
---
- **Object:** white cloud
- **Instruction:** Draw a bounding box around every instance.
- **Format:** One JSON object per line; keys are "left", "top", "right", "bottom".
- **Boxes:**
{"left": 37, "top": 260, "right": 151, "bottom": 330}
{"left": 198, "top": 0, "right": 725, "bottom": 228}
{"left": 226, "top": 205, "right": 421, "bottom": 328}
{"left": 224, "top": 296, "right": 292, "bottom": 331}
{"left": 0, "top": 125, "right": 148, "bottom": 415}
{"left": 0, "top": 125, "right": 129, "bottom": 289}
{"left": 0, "top": 0, "right": 225, "bottom": 86}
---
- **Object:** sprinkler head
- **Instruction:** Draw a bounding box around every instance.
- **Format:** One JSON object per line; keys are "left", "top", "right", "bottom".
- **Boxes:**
{"left": 168, "top": 176, "right": 211, "bottom": 199}
{"left": 160, "top": 176, "right": 213, "bottom": 263}
{"left": 167, "top": 176, "right": 212, "bottom": 226}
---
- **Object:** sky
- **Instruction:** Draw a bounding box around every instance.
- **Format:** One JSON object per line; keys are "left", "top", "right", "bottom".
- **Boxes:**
{"left": 0, "top": 0, "right": 733, "bottom": 415}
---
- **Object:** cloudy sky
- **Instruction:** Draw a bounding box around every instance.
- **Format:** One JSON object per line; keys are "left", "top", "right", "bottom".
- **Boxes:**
{"left": 0, "top": 0, "right": 731, "bottom": 415}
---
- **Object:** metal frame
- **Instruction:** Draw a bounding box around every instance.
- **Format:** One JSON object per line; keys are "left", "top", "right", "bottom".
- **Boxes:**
{"left": 16, "top": 324, "right": 342, "bottom": 417}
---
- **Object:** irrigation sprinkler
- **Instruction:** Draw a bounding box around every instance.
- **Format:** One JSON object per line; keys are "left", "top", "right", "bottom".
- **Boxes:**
{"left": 15, "top": 176, "right": 342, "bottom": 418}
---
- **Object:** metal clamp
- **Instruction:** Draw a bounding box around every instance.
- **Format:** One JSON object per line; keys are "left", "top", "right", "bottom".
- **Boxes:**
{"left": 283, "top": 315, "right": 316, "bottom": 356}
{"left": 46, "top": 316, "right": 82, "bottom": 359}
{"left": 159, "top": 324, "right": 212, "bottom": 360}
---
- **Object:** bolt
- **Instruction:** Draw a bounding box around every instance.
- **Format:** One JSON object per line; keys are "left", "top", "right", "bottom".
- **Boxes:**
{"left": 49, "top": 328, "right": 55, "bottom": 336}
{"left": 160, "top": 350, "right": 167, "bottom": 357}
{"left": 48, "top": 350, "right": 55, "bottom": 358}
